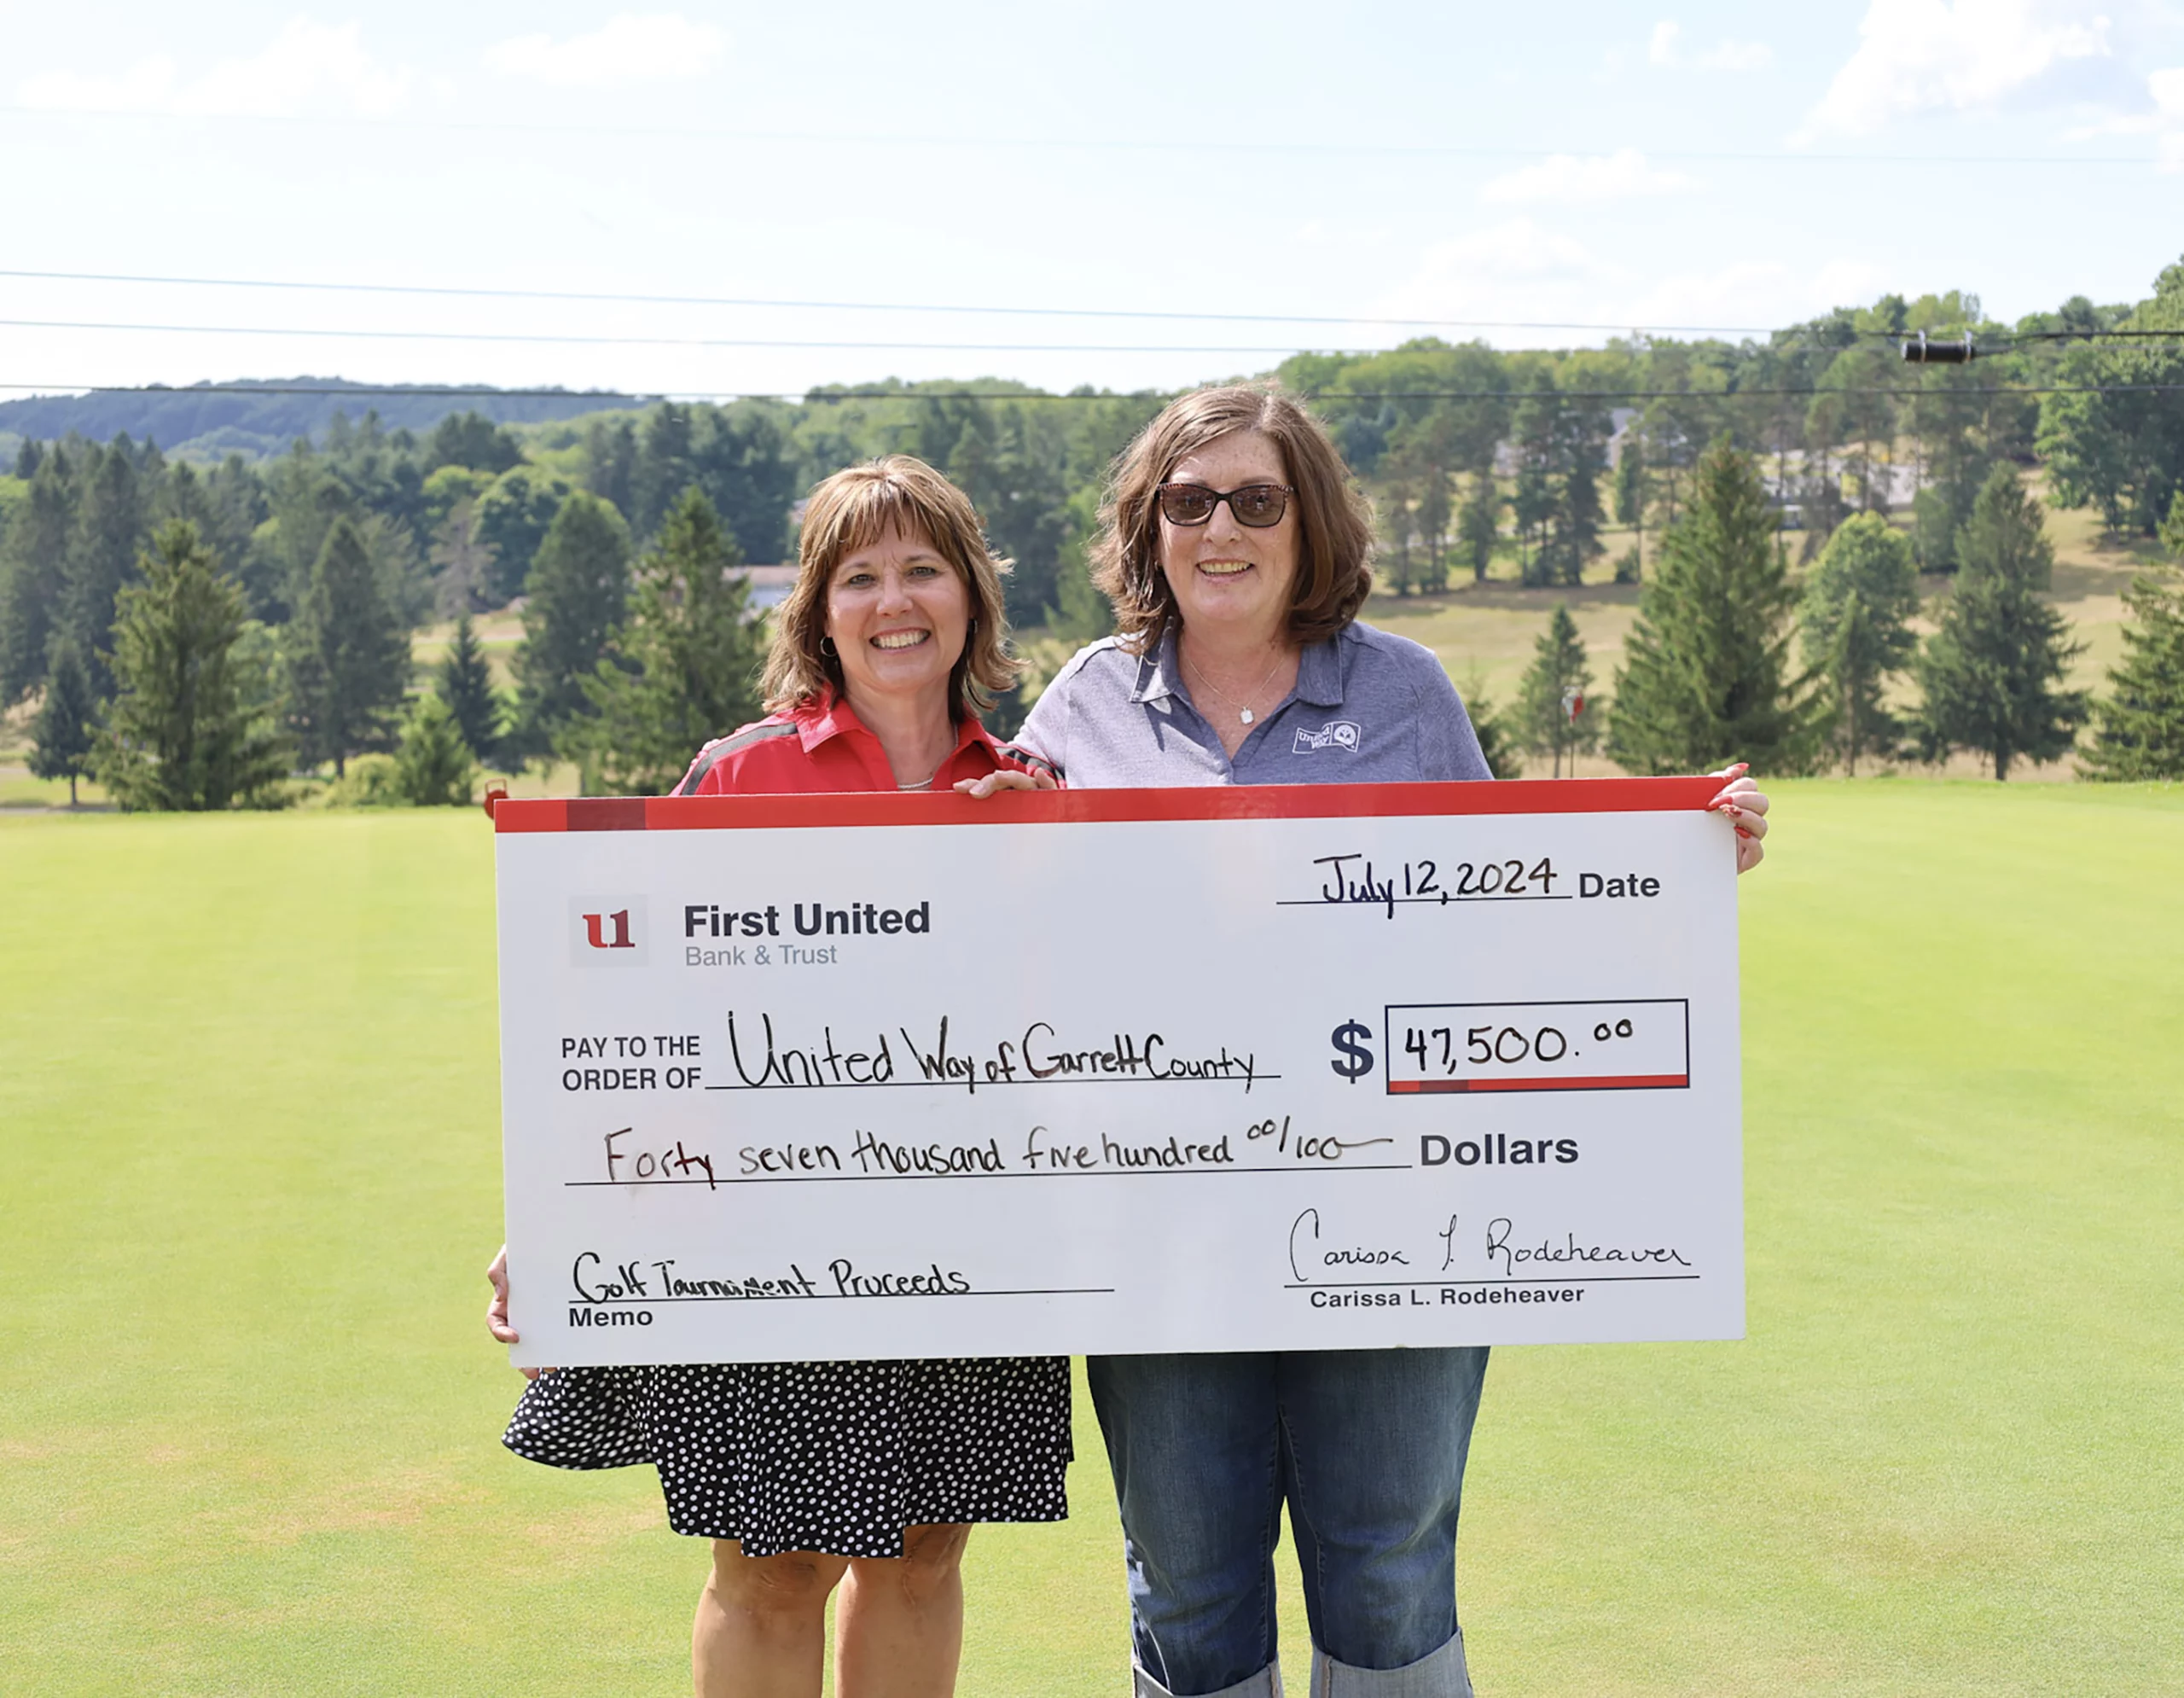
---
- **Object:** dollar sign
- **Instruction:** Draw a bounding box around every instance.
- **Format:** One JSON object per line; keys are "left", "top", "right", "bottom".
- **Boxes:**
{"left": 1329, "top": 1020, "right": 1374, "bottom": 1083}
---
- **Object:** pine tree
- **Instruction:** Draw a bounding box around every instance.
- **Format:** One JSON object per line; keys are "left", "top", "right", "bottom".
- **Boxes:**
{"left": 286, "top": 515, "right": 411, "bottom": 777}
{"left": 428, "top": 497, "right": 498, "bottom": 617}
{"left": 436, "top": 614, "right": 504, "bottom": 765}
{"left": 474, "top": 467, "right": 572, "bottom": 605}
{"left": 2079, "top": 570, "right": 2184, "bottom": 779}
{"left": 1458, "top": 670, "right": 1522, "bottom": 780}
{"left": 28, "top": 635, "right": 98, "bottom": 805}
{"left": 391, "top": 694, "right": 477, "bottom": 805}
{"left": 62, "top": 440, "right": 148, "bottom": 696}
{"left": 1456, "top": 475, "right": 1501, "bottom": 584}
{"left": 0, "top": 451, "right": 75, "bottom": 702}
{"left": 1510, "top": 393, "right": 1557, "bottom": 587}
{"left": 632, "top": 403, "right": 696, "bottom": 539}
{"left": 1606, "top": 437, "right": 1829, "bottom": 775}
{"left": 96, "top": 521, "right": 288, "bottom": 811}
{"left": 584, "top": 416, "right": 639, "bottom": 520}
{"left": 1800, "top": 512, "right": 1920, "bottom": 774}
{"left": 1045, "top": 486, "right": 1115, "bottom": 645}
{"left": 561, "top": 488, "right": 764, "bottom": 794}
{"left": 1517, "top": 604, "right": 1600, "bottom": 777}
{"left": 508, "top": 493, "right": 633, "bottom": 765}
{"left": 424, "top": 410, "right": 524, "bottom": 476}
{"left": 1911, "top": 465, "right": 2087, "bottom": 779}
{"left": 1545, "top": 398, "right": 1609, "bottom": 588}
{"left": 1614, "top": 432, "right": 1648, "bottom": 578}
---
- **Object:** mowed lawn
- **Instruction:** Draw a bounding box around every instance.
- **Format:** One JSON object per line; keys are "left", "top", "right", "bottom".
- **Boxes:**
{"left": 1, "top": 785, "right": 2178, "bottom": 1696}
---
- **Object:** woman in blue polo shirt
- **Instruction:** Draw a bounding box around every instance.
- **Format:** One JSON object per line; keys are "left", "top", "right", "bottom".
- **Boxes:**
{"left": 986, "top": 385, "right": 1768, "bottom": 1698}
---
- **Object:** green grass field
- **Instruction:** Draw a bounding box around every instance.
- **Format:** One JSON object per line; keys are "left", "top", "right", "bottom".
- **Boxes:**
{"left": 3, "top": 785, "right": 2179, "bottom": 1695}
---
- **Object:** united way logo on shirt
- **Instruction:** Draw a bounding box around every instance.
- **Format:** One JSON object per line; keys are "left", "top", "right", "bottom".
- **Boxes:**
{"left": 1293, "top": 719, "right": 1362, "bottom": 753}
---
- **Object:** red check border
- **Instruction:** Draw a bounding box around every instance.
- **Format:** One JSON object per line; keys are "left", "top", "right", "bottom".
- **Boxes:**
{"left": 494, "top": 776, "right": 1723, "bottom": 834}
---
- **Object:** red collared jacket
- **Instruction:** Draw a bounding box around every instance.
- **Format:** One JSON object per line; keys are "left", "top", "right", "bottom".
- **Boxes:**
{"left": 672, "top": 694, "right": 1057, "bottom": 797}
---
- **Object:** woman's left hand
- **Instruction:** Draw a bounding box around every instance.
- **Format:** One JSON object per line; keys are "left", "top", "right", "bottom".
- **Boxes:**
{"left": 956, "top": 768, "right": 1059, "bottom": 799}
{"left": 1706, "top": 763, "right": 1769, "bottom": 874}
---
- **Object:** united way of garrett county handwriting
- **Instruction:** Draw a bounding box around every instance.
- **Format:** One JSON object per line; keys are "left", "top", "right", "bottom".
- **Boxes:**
{"left": 720, "top": 1010, "right": 1268, "bottom": 1095}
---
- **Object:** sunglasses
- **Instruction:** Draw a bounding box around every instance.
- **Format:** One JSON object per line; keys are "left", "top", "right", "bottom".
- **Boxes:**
{"left": 1155, "top": 482, "right": 1295, "bottom": 528}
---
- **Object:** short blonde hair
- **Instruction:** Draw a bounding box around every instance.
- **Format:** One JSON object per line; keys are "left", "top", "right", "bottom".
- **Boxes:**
{"left": 1089, "top": 384, "right": 1376, "bottom": 654}
{"left": 762, "top": 456, "right": 1021, "bottom": 718}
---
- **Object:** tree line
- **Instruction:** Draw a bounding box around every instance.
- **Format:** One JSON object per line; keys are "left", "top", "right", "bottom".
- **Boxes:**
{"left": 1491, "top": 441, "right": 2181, "bottom": 784}
{"left": 3, "top": 259, "right": 2182, "bottom": 805}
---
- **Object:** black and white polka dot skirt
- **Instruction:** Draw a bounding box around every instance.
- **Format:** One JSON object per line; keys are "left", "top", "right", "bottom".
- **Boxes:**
{"left": 502, "top": 1358, "right": 1072, "bottom": 1559}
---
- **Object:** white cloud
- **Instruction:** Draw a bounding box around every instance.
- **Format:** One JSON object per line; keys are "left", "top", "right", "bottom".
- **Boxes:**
{"left": 1370, "top": 220, "right": 1886, "bottom": 344}
{"left": 15, "top": 20, "right": 411, "bottom": 118}
{"left": 1698, "top": 39, "right": 1774, "bottom": 72}
{"left": 1627, "top": 255, "right": 1889, "bottom": 329}
{"left": 17, "top": 58, "right": 179, "bottom": 111}
{"left": 2060, "top": 60, "right": 2184, "bottom": 166}
{"left": 2150, "top": 64, "right": 2184, "bottom": 169}
{"left": 485, "top": 14, "right": 727, "bottom": 88}
{"left": 1371, "top": 219, "right": 1609, "bottom": 325}
{"left": 1481, "top": 148, "right": 1699, "bottom": 206}
{"left": 1650, "top": 20, "right": 1772, "bottom": 72}
{"left": 1800, "top": 0, "right": 2113, "bottom": 138}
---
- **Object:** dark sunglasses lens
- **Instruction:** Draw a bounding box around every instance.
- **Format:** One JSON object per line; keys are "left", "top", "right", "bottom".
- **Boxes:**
{"left": 1160, "top": 486, "right": 1217, "bottom": 524}
{"left": 1231, "top": 486, "right": 1287, "bottom": 526}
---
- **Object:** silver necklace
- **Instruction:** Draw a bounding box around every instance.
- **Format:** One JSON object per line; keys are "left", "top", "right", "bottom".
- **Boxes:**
{"left": 1183, "top": 644, "right": 1288, "bottom": 726}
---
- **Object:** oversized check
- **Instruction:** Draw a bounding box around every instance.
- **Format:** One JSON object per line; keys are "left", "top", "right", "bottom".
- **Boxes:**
{"left": 496, "top": 777, "right": 1744, "bottom": 1367}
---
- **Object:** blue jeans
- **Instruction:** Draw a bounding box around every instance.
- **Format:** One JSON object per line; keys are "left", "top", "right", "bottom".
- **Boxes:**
{"left": 1089, "top": 1347, "right": 1490, "bottom": 1698}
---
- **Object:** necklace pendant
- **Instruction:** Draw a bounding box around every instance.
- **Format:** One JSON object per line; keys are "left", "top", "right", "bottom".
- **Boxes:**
{"left": 1239, "top": 707, "right": 1254, "bottom": 725}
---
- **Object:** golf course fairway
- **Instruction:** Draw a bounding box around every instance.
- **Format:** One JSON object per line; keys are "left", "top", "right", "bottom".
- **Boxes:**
{"left": 1, "top": 781, "right": 2177, "bottom": 1695}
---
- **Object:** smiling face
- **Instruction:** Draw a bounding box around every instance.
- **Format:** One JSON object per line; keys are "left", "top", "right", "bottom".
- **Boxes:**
{"left": 823, "top": 520, "right": 971, "bottom": 713}
{"left": 1155, "top": 428, "right": 1300, "bottom": 648}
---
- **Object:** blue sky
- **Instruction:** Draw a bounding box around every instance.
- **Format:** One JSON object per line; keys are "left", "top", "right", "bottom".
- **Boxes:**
{"left": 2, "top": 1, "right": 2181, "bottom": 401}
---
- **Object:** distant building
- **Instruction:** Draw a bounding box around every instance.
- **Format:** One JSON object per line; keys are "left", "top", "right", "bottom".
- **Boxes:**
{"left": 729, "top": 566, "right": 799, "bottom": 610}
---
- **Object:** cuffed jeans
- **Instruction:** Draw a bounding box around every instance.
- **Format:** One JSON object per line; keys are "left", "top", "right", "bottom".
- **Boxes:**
{"left": 1089, "top": 1346, "right": 1490, "bottom": 1698}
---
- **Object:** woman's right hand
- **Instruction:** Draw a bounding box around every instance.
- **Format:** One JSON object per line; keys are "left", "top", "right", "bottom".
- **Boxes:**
{"left": 486, "top": 1246, "right": 544, "bottom": 1381}
{"left": 956, "top": 768, "right": 1058, "bottom": 799}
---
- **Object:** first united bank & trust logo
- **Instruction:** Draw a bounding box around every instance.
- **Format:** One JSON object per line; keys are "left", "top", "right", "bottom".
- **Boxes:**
{"left": 569, "top": 896, "right": 651, "bottom": 968}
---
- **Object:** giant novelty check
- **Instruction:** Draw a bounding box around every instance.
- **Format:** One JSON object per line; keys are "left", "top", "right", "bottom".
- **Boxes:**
{"left": 496, "top": 778, "right": 1744, "bottom": 1367}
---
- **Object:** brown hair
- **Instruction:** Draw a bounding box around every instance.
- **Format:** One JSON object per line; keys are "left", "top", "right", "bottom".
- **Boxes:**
{"left": 762, "top": 456, "right": 1020, "bottom": 717}
{"left": 1089, "top": 384, "right": 1375, "bottom": 654}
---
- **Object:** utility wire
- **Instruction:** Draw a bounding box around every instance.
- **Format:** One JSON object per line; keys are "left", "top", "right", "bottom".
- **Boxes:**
{"left": 6, "top": 381, "right": 2184, "bottom": 404}
{"left": 9, "top": 269, "right": 2181, "bottom": 347}
{"left": 13, "top": 314, "right": 2182, "bottom": 363}
{"left": 0, "top": 269, "right": 1787, "bottom": 338}
{"left": 0, "top": 106, "right": 2162, "bottom": 166}
{"left": 0, "top": 317, "right": 1392, "bottom": 356}
{"left": 5, "top": 276, "right": 2177, "bottom": 352}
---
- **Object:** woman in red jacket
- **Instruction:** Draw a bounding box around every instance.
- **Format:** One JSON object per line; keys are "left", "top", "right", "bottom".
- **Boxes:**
{"left": 488, "top": 456, "right": 1062, "bottom": 1698}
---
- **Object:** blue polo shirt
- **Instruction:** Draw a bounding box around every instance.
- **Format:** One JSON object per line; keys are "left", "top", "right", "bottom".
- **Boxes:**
{"left": 1017, "top": 621, "right": 1491, "bottom": 788}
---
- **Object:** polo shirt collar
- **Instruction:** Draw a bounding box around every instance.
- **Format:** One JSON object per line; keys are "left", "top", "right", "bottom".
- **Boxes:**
{"left": 1295, "top": 634, "right": 1345, "bottom": 707}
{"left": 1130, "top": 627, "right": 1346, "bottom": 709}
{"left": 793, "top": 690, "right": 854, "bottom": 753}
{"left": 1130, "top": 630, "right": 1182, "bottom": 705}
{"left": 792, "top": 690, "right": 993, "bottom": 760}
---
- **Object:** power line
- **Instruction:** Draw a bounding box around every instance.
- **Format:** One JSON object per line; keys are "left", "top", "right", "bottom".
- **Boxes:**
{"left": 6, "top": 380, "right": 2184, "bottom": 404}
{"left": 0, "top": 105, "right": 2161, "bottom": 166}
{"left": 0, "top": 269, "right": 1789, "bottom": 337}
{"left": 0, "top": 317, "right": 1413, "bottom": 356}
{"left": 4, "top": 278, "right": 2175, "bottom": 352}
